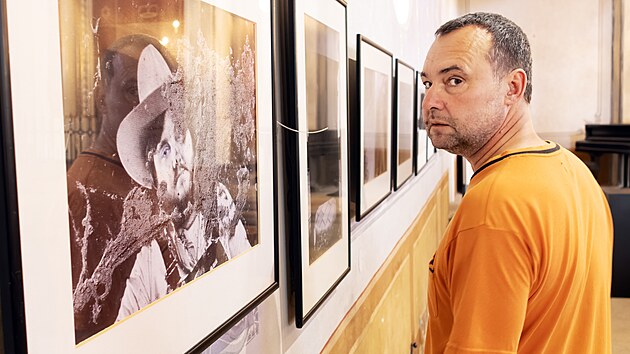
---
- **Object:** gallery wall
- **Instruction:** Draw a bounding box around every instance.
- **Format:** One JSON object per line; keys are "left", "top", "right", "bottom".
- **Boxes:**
{"left": 5, "top": 0, "right": 614, "bottom": 352}
{"left": 2, "top": 0, "right": 458, "bottom": 352}
{"left": 280, "top": 0, "right": 458, "bottom": 350}
{"left": 247, "top": 1, "right": 459, "bottom": 353}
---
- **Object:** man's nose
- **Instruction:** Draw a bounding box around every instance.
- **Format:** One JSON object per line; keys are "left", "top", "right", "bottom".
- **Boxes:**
{"left": 172, "top": 150, "right": 181, "bottom": 168}
{"left": 423, "top": 84, "right": 445, "bottom": 113}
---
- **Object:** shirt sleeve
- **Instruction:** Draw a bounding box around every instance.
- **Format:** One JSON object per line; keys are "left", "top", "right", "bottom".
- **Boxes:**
{"left": 116, "top": 239, "right": 168, "bottom": 321}
{"left": 444, "top": 226, "right": 533, "bottom": 353}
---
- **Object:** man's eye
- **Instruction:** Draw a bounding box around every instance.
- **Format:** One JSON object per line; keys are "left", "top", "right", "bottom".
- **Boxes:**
{"left": 423, "top": 81, "right": 432, "bottom": 89}
{"left": 448, "top": 77, "right": 463, "bottom": 86}
{"left": 127, "top": 85, "right": 138, "bottom": 98}
{"left": 159, "top": 143, "right": 171, "bottom": 158}
{"left": 124, "top": 81, "right": 139, "bottom": 104}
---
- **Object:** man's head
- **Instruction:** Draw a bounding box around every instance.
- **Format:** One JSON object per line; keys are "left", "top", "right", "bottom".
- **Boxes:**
{"left": 96, "top": 35, "right": 174, "bottom": 156}
{"left": 149, "top": 109, "right": 194, "bottom": 214}
{"left": 117, "top": 44, "right": 194, "bottom": 214}
{"left": 435, "top": 13, "right": 532, "bottom": 103}
{"left": 421, "top": 12, "right": 532, "bottom": 158}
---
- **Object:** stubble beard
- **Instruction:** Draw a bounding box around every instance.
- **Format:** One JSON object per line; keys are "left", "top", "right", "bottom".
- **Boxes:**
{"left": 157, "top": 180, "right": 194, "bottom": 227}
{"left": 428, "top": 105, "right": 504, "bottom": 159}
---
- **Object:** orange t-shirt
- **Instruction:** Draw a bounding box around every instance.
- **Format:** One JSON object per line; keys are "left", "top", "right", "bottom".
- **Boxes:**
{"left": 425, "top": 142, "right": 613, "bottom": 354}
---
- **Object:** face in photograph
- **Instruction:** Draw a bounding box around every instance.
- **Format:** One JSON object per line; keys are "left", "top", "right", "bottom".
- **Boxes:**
{"left": 153, "top": 111, "right": 195, "bottom": 213}
{"left": 101, "top": 50, "right": 141, "bottom": 145}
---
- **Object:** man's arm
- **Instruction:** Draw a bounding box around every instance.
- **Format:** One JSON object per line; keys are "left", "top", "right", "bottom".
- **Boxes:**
{"left": 445, "top": 226, "right": 533, "bottom": 353}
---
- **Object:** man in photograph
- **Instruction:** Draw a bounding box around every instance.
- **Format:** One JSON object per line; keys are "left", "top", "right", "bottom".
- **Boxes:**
{"left": 114, "top": 44, "right": 252, "bottom": 317}
{"left": 66, "top": 34, "right": 175, "bottom": 343}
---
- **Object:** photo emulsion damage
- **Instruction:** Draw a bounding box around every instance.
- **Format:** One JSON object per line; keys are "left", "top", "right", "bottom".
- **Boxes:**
{"left": 61, "top": 0, "right": 259, "bottom": 343}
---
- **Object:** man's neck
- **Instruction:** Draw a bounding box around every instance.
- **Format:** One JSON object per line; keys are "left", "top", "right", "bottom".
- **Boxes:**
{"left": 92, "top": 134, "right": 118, "bottom": 159}
{"left": 467, "top": 101, "right": 546, "bottom": 171}
{"left": 173, "top": 202, "right": 198, "bottom": 231}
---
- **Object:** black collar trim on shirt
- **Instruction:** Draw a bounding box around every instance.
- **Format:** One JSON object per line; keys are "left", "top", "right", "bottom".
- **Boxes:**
{"left": 80, "top": 151, "right": 124, "bottom": 168}
{"left": 471, "top": 143, "right": 561, "bottom": 181}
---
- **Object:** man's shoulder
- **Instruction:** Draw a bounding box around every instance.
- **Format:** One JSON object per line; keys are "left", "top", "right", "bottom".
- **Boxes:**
{"left": 68, "top": 151, "right": 134, "bottom": 193}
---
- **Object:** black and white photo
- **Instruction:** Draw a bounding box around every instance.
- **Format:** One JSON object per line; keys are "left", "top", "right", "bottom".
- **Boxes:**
{"left": 356, "top": 35, "right": 393, "bottom": 220}
{"left": 283, "top": 0, "right": 350, "bottom": 328}
{"left": 393, "top": 59, "right": 414, "bottom": 189}
{"left": 304, "top": 15, "right": 343, "bottom": 265}
{"left": 363, "top": 68, "right": 391, "bottom": 185}
{"left": 3, "top": 0, "right": 277, "bottom": 352}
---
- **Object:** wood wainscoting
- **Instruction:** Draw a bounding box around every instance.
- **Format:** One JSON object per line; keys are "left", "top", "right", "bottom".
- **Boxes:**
{"left": 322, "top": 173, "right": 450, "bottom": 354}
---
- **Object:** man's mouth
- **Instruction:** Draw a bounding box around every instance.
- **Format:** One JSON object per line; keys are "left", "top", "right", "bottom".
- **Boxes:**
{"left": 427, "top": 121, "right": 450, "bottom": 130}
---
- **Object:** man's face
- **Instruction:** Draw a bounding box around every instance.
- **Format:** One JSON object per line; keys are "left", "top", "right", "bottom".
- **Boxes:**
{"left": 421, "top": 26, "right": 508, "bottom": 158}
{"left": 102, "top": 52, "right": 140, "bottom": 145}
{"left": 153, "top": 111, "right": 194, "bottom": 212}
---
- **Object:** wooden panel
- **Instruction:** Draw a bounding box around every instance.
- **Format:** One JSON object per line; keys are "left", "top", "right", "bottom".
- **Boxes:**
{"left": 351, "top": 256, "right": 413, "bottom": 354}
{"left": 322, "top": 207, "right": 433, "bottom": 354}
{"left": 322, "top": 173, "right": 449, "bottom": 354}
{"left": 411, "top": 206, "right": 437, "bottom": 337}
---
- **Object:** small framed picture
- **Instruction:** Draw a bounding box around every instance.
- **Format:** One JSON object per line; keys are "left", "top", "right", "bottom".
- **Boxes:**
{"left": 1, "top": 0, "right": 278, "bottom": 352}
{"left": 415, "top": 71, "right": 428, "bottom": 174}
{"left": 393, "top": 59, "right": 415, "bottom": 189}
{"left": 282, "top": 0, "right": 351, "bottom": 327}
{"left": 355, "top": 35, "right": 393, "bottom": 220}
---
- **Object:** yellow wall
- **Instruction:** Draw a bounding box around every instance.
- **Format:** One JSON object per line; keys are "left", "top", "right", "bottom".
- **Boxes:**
{"left": 322, "top": 174, "right": 449, "bottom": 353}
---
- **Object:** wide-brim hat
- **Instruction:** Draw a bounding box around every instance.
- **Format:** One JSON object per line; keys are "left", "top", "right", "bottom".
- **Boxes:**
{"left": 117, "top": 44, "right": 178, "bottom": 189}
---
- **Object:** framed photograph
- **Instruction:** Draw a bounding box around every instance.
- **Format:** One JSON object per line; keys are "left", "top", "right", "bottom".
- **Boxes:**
{"left": 356, "top": 35, "right": 393, "bottom": 220}
{"left": 393, "top": 59, "right": 414, "bottom": 189}
{"left": 283, "top": 0, "right": 350, "bottom": 328}
{"left": 2, "top": 0, "right": 277, "bottom": 352}
{"left": 415, "top": 71, "right": 428, "bottom": 174}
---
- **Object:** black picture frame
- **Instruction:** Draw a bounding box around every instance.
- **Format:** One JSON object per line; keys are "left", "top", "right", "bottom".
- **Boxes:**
{"left": 415, "top": 71, "right": 428, "bottom": 175}
{"left": 0, "top": 0, "right": 27, "bottom": 352}
{"left": 282, "top": 0, "right": 351, "bottom": 328}
{"left": 355, "top": 35, "right": 394, "bottom": 220}
{"left": 1, "top": 0, "right": 279, "bottom": 352}
{"left": 393, "top": 59, "right": 415, "bottom": 190}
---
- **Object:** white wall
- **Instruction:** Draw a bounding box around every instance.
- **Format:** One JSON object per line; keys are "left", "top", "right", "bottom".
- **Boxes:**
{"left": 463, "top": 0, "right": 613, "bottom": 147}
{"left": 244, "top": 1, "right": 459, "bottom": 353}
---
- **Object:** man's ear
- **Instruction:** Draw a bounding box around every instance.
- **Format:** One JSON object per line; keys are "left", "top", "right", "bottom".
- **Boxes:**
{"left": 505, "top": 69, "right": 527, "bottom": 104}
{"left": 95, "top": 83, "right": 107, "bottom": 116}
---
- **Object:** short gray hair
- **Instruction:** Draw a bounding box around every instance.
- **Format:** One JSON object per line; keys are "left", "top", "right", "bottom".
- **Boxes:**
{"left": 436, "top": 12, "right": 533, "bottom": 103}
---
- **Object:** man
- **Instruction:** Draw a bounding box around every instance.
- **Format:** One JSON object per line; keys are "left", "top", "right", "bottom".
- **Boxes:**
{"left": 421, "top": 13, "right": 613, "bottom": 353}
{"left": 67, "top": 34, "right": 174, "bottom": 343}
{"left": 115, "top": 44, "right": 251, "bottom": 317}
